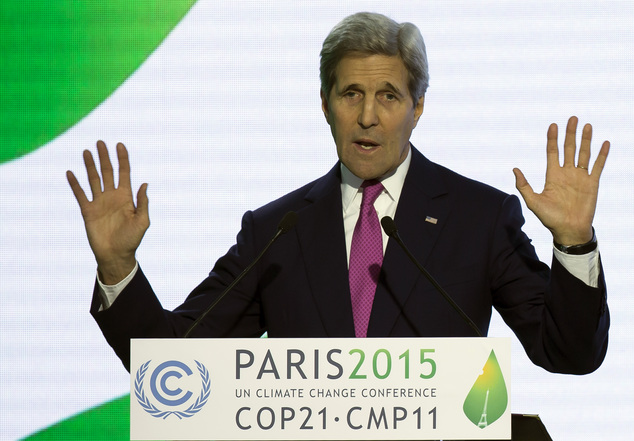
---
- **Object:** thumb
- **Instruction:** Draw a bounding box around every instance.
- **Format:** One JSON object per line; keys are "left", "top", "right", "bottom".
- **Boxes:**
{"left": 136, "top": 183, "right": 150, "bottom": 223}
{"left": 513, "top": 168, "right": 534, "bottom": 204}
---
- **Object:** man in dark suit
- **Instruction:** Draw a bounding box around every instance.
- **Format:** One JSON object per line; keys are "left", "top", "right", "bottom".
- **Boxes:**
{"left": 68, "top": 12, "right": 610, "bottom": 374}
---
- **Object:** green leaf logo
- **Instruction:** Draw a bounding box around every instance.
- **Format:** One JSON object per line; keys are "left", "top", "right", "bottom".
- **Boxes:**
{"left": 463, "top": 349, "right": 508, "bottom": 428}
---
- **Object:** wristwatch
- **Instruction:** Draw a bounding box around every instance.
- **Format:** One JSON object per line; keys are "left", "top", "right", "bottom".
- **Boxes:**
{"left": 553, "top": 228, "right": 597, "bottom": 255}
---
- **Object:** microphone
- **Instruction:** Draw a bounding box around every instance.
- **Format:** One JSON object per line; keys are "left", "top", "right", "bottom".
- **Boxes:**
{"left": 380, "top": 216, "right": 483, "bottom": 337}
{"left": 183, "top": 211, "right": 298, "bottom": 338}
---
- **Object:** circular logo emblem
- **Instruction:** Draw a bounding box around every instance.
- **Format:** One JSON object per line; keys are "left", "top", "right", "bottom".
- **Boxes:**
{"left": 134, "top": 360, "right": 211, "bottom": 419}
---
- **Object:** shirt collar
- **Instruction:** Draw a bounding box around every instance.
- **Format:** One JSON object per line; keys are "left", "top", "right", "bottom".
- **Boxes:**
{"left": 340, "top": 146, "right": 412, "bottom": 210}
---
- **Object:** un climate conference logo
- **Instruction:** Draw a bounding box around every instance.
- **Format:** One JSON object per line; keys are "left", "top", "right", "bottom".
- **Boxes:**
{"left": 134, "top": 360, "right": 211, "bottom": 419}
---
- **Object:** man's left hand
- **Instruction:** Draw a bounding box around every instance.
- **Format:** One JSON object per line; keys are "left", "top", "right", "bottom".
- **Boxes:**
{"left": 513, "top": 116, "right": 610, "bottom": 245}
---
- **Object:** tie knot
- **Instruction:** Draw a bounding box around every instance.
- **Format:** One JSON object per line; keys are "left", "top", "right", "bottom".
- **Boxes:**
{"left": 361, "top": 180, "right": 384, "bottom": 207}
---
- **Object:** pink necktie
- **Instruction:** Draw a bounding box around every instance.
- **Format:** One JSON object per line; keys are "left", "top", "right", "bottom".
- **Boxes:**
{"left": 349, "top": 180, "right": 384, "bottom": 338}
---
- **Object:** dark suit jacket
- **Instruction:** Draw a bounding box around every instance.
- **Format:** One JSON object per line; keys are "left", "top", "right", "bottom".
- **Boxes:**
{"left": 92, "top": 147, "right": 609, "bottom": 374}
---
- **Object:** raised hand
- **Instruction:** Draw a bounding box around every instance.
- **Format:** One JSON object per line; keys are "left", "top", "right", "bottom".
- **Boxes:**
{"left": 513, "top": 116, "right": 610, "bottom": 246}
{"left": 67, "top": 141, "right": 149, "bottom": 284}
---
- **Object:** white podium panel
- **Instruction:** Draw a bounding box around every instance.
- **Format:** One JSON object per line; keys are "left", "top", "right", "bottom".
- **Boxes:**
{"left": 131, "top": 337, "right": 511, "bottom": 440}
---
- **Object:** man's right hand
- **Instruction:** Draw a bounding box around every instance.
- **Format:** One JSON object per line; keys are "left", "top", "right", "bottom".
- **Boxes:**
{"left": 67, "top": 141, "right": 149, "bottom": 285}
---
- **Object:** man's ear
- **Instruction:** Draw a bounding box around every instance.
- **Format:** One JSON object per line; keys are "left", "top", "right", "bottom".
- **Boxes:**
{"left": 413, "top": 95, "right": 425, "bottom": 128}
{"left": 320, "top": 89, "right": 330, "bottom": 123}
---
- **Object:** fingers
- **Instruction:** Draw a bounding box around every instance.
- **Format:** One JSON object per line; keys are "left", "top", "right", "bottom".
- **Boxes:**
{"left": 83, "top": 148, "right": 103, "bottom": 198}
{"left": 562, "top": 116, "right": 579, "bottom": 167}
{"left": 66, "top": 170, "right": 89, "bottom": 208}
{"left": 549, "top": 117, "right": 607, "bottom": 175}
{"left": 80, "top": 140, "right": 132, "bottom": 195}
{"left": 545, "top": 123, "right": 560, "bottom": 170}
{"left": 116, "top": 142, "right": 132, "bottom": 190}
{"left": 70, "top": 140, "right": 137, "bottom": 205}
{"left": 97, "top": 140, "right": 115, "bottom": 190}
{"left": 591, "top": 140, "right": 610, "bottom": 178}
{"left": 577, "top": 123, "right": 592, "bottom": 170}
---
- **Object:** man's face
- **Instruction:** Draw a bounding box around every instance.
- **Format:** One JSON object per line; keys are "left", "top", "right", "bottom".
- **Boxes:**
{"left": 321, "top": 54, "right": 424, "bottom": 180}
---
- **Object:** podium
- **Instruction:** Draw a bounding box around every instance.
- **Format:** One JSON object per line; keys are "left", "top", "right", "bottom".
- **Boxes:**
{"left": 510, "top": 414, "right": 553, "bottom": 441}
{"left": 129, "top": 337, "right": 550, "bottom": 440}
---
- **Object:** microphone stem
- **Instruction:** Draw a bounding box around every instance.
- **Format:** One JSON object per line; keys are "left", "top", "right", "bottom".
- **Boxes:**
{"left": 392, "top": 232, "right": 483, "bottom": 337}
{"left": 183, "top": 227, "right": 283, "bottom": 338}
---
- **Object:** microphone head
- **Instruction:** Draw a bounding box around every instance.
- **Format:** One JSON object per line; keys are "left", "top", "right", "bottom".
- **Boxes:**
{"left": 278, "top": 211, "right": 298, "bottom": 233}
{"left": 381, "top": 216, "right": 398, "bottom": 237}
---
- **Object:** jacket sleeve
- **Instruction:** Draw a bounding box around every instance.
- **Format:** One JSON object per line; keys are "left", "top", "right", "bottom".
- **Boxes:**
{"left": 490, "top": 194, "right": 609, "bottom": 374}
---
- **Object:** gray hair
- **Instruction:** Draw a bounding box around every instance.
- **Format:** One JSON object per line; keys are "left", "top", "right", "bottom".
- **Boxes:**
{"left": 320, "top": 12, "right": 429, "bottom": 102}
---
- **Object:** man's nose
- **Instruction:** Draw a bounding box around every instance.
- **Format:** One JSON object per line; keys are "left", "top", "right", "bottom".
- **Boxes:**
{"left": 358, "top": 99, "right": 379, "bottom": 129}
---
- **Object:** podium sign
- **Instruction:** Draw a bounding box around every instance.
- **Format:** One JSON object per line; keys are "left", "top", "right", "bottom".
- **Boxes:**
{"left": 131, "top": 337, "right": 511, "bottom": 440}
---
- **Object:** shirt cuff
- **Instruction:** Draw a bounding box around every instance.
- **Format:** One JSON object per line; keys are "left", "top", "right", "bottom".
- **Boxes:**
{"left": 553, "top": 245, "right": 600, "bottom": 288}
{"left": 96, "top": 262, "right": 139, "bottom": 311}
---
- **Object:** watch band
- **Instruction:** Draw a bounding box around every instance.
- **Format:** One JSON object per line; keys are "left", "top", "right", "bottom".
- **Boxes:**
{"left": 553, "top": 228, "right": 598, "bottom": 255}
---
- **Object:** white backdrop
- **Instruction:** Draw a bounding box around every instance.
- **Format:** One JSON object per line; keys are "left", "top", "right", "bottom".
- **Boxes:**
{"left": 1, "top": 1, "right": 633, "bottom": 439}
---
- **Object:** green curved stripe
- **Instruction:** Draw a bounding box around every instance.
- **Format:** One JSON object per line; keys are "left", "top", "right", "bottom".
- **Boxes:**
{"left": 0, "top": 0, "right": 197, "bottom": 164}
{"left": 22, "top": 395, "right": 132, "bottom": 440}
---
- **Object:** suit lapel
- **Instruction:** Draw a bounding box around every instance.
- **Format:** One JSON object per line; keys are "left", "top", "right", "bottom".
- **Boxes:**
{"left": 297, "top": 165, "right": 356, "bottom": 337}
{"left": 369, "top": 148, "right": 454, "bottom": 336}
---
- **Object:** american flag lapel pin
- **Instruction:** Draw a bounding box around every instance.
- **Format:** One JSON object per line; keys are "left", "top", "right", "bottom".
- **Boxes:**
{"left": 425, "top": 216, "right": 438, "bottom": 225}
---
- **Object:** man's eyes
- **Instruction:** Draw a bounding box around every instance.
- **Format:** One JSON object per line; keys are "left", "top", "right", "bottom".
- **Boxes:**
{"left": 340, "top": 90, "right": 399, "bottom": 102}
